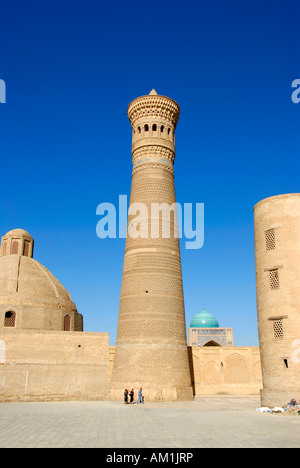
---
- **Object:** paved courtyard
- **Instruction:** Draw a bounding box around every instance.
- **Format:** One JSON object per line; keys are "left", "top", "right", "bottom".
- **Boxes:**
{"left": 0, "top": 396, "right": 299, "bottom": 448}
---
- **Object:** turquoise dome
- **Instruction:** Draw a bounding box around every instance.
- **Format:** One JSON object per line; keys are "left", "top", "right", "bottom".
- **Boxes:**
{"left": 190, "top": 309, "right": 219, "bottom": 328}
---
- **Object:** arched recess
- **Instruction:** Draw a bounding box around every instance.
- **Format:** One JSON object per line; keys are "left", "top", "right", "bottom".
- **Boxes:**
{"left": 203, "top": 361, "right": 221, "bottom": 384}
{"left": 11, "top": 241, "right": 19, "bottom": 255}
{"left": 224, "top": 353, "right": 249, "bottom": 384}
{"left": 64, "top": 314, "right": 71, "bottom": 331}
{"left": 204, "top": 340, "right": 221, "bottom": 347}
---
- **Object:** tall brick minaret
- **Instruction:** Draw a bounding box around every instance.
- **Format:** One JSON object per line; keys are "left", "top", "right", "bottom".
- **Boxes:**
{"left": 110, "top": 90, "right": 193, "bottom": 402}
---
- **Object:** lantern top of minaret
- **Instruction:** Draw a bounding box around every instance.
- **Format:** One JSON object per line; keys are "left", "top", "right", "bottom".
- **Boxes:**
{"left": 127, "top": 90, "right": 180, "bottom": 128}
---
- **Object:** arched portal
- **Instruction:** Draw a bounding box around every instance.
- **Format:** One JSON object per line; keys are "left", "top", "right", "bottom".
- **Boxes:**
{"left": 204, "top": 340, "right": 221, "bottom": 347}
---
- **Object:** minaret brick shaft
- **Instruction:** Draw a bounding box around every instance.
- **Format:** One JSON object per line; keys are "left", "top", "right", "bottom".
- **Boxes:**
{"left": 110, "top": 90, "right": 193, "bottom": 402}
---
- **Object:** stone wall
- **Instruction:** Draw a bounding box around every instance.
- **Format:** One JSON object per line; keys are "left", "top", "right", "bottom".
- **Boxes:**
{"left": 0, "top": 332, "right": 263, "bottom": 402}
{"left": 188, "top": 346, "right": 262, "bottom": 396}
{"left": 0, "top": 329, "right": 110, "bottom": 402}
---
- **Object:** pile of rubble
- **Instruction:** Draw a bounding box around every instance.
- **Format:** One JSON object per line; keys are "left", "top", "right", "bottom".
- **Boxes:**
{"left": 256, "top": 399, "right": 300, "bottom": 416}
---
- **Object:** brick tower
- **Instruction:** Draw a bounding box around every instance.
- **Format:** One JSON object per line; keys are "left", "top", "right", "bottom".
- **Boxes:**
{"left": 110, "top": 90, "right": 193, "bottom": 402}
{"left": 254, "top": 194, "right": 300, "bottom": 407}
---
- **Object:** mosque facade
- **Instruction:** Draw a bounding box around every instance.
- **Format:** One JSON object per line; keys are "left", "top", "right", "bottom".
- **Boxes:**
{"left": 188, "top": 309, "right": 234, "bottom": 347}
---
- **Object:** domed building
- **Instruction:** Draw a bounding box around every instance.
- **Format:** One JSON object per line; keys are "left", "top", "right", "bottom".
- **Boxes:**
{"left": 190, "top": 309, "right": 220, "bottom": 329}
{"left": 0, "top": 228, "right": 111, "bottom": 402}
{"left": 0, "top": 229, "right": 83, "bottom": 332}
{"left": 188, "top": 308, "right": 234, "bottom": 347}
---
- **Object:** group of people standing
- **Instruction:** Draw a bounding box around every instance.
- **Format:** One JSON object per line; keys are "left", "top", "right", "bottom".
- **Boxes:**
{"left": 124, "top": 388, "right": 144, "bottom": 404}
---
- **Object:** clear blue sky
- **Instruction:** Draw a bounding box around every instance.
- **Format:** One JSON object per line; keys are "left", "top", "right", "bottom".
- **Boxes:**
{"left": 0, "top": 0, "right": 299, "bottom": 345}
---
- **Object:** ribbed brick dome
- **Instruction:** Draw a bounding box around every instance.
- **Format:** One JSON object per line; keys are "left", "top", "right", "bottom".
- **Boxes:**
{"left": 0, "top": 229, "right": 83, "bottom": 331}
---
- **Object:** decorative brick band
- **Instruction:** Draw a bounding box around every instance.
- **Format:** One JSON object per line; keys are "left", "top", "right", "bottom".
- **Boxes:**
{"left": 128, "top": 95, "right": 180, "bottom": 127}
{"left": 132, "top": 145, "right": 175, "bottom": 165}
{"left": 132, "top": 162, "right": 174, "bottom": 175}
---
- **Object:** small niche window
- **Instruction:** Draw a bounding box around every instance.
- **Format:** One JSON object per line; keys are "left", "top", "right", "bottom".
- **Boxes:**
{"left": 269, "top": 269, "right": 280, "bottom": 290}
{"left": 138, "top": 126, "right": 141, "bottom": 134}
{"left": 167, "top": 128, "right": 171, "bottom": 134}
{"left": 272, "top": 319, "right": 284, "bottom": 341}
{"left": 23, "top": 240, "right": 31, "bottom": 257}
{"left": 4, "top": 311, "right": 16, "bottom": 327}
{"left": 11, "top": 241, "right": 19, "bottom": 255}
{"left": 283, "top": 359, "right": 289, "bottom": 369}
{"left": 160, "top": 125, "right": 164, "bottom": 132}
{"left": 144, "top": 124, "right": 149, "bottom": 132}
{"left": 152, "top": 124, "right": 157, "bottom": 131}
{"left": 265, "top": 229, "right": 276, "bottom": 251}
{"left": 64, "top": 314, "right": 71, "bottom": 331}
